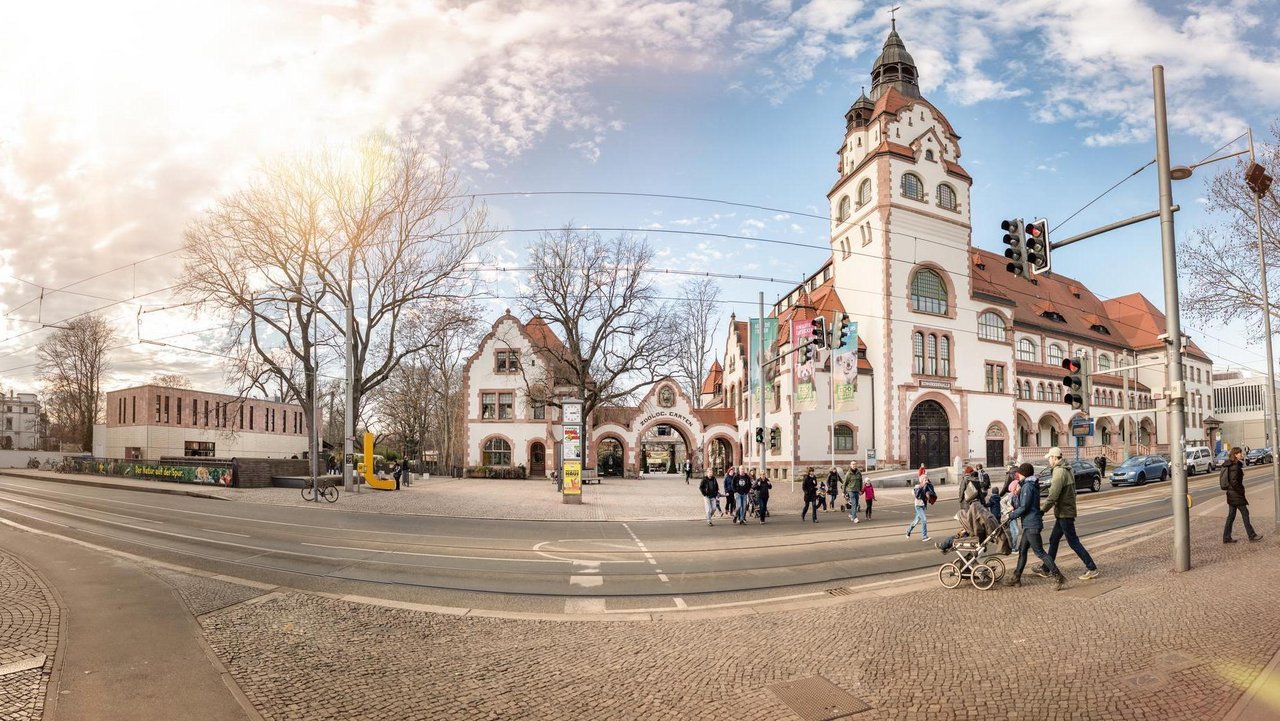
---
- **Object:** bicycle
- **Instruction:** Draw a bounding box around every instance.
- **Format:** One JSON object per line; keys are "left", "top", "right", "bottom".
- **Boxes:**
{"left": 300, "top": 479, "right": 339, "bottom": 503}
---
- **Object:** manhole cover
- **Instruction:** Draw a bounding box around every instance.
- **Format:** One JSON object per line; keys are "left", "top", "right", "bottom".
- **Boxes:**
{"left": 1152, "top": 652, "right": 1201, "bottom": 673}
{"left": 825, "top": 587, "right": 853, "bottom": 597}
{"left": 1120, "top": 670, "right": 1168, "bottom": 693}
{"left": 768, "top": 675, "right": 871, "bottom": 720}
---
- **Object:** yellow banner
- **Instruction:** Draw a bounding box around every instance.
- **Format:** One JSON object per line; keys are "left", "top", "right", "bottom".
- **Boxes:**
{"left": 562, "top": 460, "right": 582, "bottom": 495}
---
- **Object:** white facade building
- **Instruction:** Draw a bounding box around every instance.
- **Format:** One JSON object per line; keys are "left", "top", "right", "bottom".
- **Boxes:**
{"left": 1211, "top": 369, "right": 1275, "bottom": 451}
{"left": 0, "top": 391, "right": 41, "bottom": 450}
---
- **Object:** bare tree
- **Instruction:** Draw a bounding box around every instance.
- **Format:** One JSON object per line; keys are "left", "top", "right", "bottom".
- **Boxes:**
{"left": 672, "top": 278, "right": 721, "bottom": 407}
{"left": 37, "top": 315, "right": 115, "bottom": 451}
{"left": 148, "top": 373, "right": 192, "bottom": 389}
{"left": 182, "top": 138, "right": 496, "bottom": 453}
{"left": 517, "top": 226, "right": 680, "bottom": 464}
{"left": 1180, "top": 124, "right": 1280, "bottom": 342}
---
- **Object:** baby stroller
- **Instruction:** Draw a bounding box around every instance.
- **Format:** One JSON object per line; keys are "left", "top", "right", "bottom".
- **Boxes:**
{"left": 937, "top": 504, "right": 1011, "bottom": 591}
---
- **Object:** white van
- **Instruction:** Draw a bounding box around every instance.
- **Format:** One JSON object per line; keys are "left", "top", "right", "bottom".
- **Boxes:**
{"left": 1185, "top": 447, "right": 1212, "bottom": 476}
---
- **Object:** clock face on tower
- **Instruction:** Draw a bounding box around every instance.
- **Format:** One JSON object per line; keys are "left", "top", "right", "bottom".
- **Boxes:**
{"left": 658, "top": 387, "right": 675, "bottom": 408}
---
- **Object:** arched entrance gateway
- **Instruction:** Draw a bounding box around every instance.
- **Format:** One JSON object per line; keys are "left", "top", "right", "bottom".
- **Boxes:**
{"left": 909, "top": 400, "right": 950, "bottom": 469}
{"left": 639, "top": 423, "right": 691, "bottom": 474}
{"left": 597, "top": 437, "right": 624, "bottom": 477}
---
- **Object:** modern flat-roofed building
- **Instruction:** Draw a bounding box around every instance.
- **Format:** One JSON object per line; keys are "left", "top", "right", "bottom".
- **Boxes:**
{"left": 101, "top": 385, "right": 310, "bottom": 460}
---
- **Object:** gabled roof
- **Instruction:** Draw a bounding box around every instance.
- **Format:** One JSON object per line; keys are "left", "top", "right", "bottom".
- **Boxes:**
{"left": 869, "top": 86, "right": 961, "bottom": 143}
{"left": 1102, "top": 293, "right": 1213, "bottom": 363}
{"left": 693, "top": 407, "right": 736, "bottom": 427}
{"left": 700, "top": 360, "right": 723, "bottom": 395}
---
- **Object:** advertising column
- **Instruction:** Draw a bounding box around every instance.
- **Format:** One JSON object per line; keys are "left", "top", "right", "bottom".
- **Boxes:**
{"left": 561, "top": 400, "right": 584, "bottom": 504}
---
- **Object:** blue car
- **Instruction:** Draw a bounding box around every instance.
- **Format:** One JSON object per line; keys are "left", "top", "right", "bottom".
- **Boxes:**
{"left": 1109, "top": 455, "right": 1170, "bottom": 487}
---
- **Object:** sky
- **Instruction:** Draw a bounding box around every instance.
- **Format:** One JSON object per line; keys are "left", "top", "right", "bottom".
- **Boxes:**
{"left": 2, "top": 0, "right": 1280, "bottom": 396}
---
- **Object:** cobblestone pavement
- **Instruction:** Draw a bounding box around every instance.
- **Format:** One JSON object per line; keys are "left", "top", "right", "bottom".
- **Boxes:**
{"left": 150, "top": 568, "right": 272, "bottom": 617}
{"left": 0, "top": 549, "right": 58, "bottom": 721}
{"left": 196, "top": 492, "right": 1280, "bottom": 721}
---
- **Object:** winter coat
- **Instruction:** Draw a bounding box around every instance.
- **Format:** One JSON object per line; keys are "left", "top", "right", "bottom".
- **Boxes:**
{"left": 802, "top": 475, "right": 818, "bottom": 500}
{"left": 1040, "top": 462, "right": 1078, "bottom": 519}
{"left": 861, "top": 482, "right": 875, "bottom": 501}
{"left": 734, "top": 474, "right": 752, "bottom": 495}
{"left": 985, "top": 492, "right": 1003, "bottom": 522}
{"left": 1222, "top": 460, "right": 1248, "bottom": 507}
{"left": 723, "top": 474, "right": 735, "bottom": 496}
{"left": 1009, "top": 475, "right": 1045, "bottom": 532}
{"left": 843, "top": 468, "right": 863, "bottom": 495}
{"left": 699, "top": 475, "right": 719, "bottom": 498}
{"left": 755, "top": 478, "right": 772, "bottom": 500}
{"left": 826, "top": 472, "right": 840, "bottom": 495}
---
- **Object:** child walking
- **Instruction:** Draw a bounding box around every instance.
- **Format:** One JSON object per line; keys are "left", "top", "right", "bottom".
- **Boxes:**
{"left": 862, "top": 479, "right": 875, "bottom": 520}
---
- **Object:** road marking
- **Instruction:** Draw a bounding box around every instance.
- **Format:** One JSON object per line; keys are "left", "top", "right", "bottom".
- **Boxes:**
{"left": 530, "top": 540, "right": 645, "bottom": 564}
{"left": 657, "top": 574, "right": 669, "bottom": 582}
{"left": 300, "top": 541, "right": 566, "bottom": 564}
{"left": 564, "top": 598, "right": 606, "bottom": 614}
{"left": 201, "top": 528, "right": 250, "bottom": 538}
{"left": 569, "top": 575, "right": 603, "bottom": 588}
{"left": 622, "top": 522, "right": 671, "bottom": 583}
{"left": 673, "top": 597, "right": 687, "bottom": 609}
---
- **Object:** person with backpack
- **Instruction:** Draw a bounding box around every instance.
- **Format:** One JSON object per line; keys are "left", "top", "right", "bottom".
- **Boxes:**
{"left": 1221, "top": 446, "right": 1263, "bottom": 544}
{"left": 801, "top": 468, "right": 820, "bottom": 523}
{"left": 861, "top": 478, "right": 875, "bottom": 520}
{"left": 1037, "top": 446, "right": 1099, "bottom": 580}
{"left": 733, "top": 469, "right": 752, "bottom": 525}
{"left": 754, "top": 474, "right": 772, "bottom": 524}
{"left": 906, "top": 473, "right": 932, "bottom": 541}
{"left": 843, "top": 462, "right": 863, "bottom": 523}
{"left": 699, "top": 469, "right": 720, "bottom": 526}
{"left": 1003, "top": 462, "right": 1066, "bottom": 590}
{"left": 722, "top": 466, "right": 737, "bottom": 518}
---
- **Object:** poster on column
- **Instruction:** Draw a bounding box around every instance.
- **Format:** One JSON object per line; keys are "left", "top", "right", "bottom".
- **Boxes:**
{"left": 833, "top": 320, "right": 859, "bottom": 410}
{"left": 748, "top": 318, "right": 779, "bottom": 407}
{"left": 793, "top": 318, "right": 817, "bottom": 409}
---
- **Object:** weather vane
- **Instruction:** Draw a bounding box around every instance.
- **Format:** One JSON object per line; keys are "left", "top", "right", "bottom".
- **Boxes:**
{"left": 889, "top": 5, "right": 901, "bottom": 29}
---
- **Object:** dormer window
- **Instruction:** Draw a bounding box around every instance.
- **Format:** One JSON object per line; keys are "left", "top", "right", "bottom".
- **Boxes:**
{"left": 925, "top": 149, "right": 934, "bottom": 161}
{"left": 1040, "top": 310, "right": 1066, "bottom": 323}
{"left": 1091, "top": 323, "right": 1111, "bottom": 335}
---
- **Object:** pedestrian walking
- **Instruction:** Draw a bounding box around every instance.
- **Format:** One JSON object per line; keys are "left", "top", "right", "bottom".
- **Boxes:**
{"left": 1003, "top": 462, "right": 1066, "bottom": 590}
{"left": 1038, "top": 447, "right": 1099, "bottom": 580}
{"left": 825, "top": 468, "right": 840, "bottom": 511}
{"left": 906, "top": 473, "right": 931, "bottom": 541}
{"left": 1001, "top": 474, "right": 1021, "bottom": 547}
{"left": 723, "top": 466, "right": 737, "bottom": 518}
{"left": 392, "top": 461, "right": 402, "bottom": 490}
{"left": 958, "top": 465, "right": 977, "bottom": 511}
{"left": 861, "top": 479, "right": 875, "bottom": 520}
{"left": 975, "top": 464, "right": 990, "bottom": 502}
{"left": 699, "top": 469, "right": 719, "bottom": 526}
{"left": 755, "top": 475, "right": 772, "bottom": 523}
{"left": 801, "top": 468, "right": 820, "bottom": 523}
{"left": 1094, "top": 454, "right": 1108, "bottom": 478}
{"left": 683, "top": 458, "right": 693, "bottom": 485}
{"left": 733, "top": 470, "right": 752, "bottom": 525}
{"left": 843, "top": 462, "right": 863, "bottom": 523}
{"left": 1221, "top": 446, "right": 1263, "bottom": 544}
{"left": 985, "top": 483, "right": 1003, "bottom": 529}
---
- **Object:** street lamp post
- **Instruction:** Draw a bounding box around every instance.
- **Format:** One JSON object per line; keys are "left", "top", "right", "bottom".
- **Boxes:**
{"left": 1152, "top": 65, "right": 1191, "bottom": 572}
{"left": 1246, "top": 128, "right": 1280, "bottom": 530}
{"left": 290, "top": 294, "right": 320, "bottom": 502}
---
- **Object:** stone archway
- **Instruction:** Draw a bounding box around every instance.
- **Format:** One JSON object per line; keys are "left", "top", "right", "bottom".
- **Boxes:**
{"left": 909, "top": 399, "right": 950, "bottom": 469}
{"left": 596, "top": 435, "right": 626, "bottom": 477}
{"left": 984, "top": 421, "right": 1007, "bottom": 468}
{"left": 638, "top": 421, "right": 693, "bottom": 475}
{"left": 529, "top": 441, "right": 547, "bottom": 477}
{"left": 705, "top": 433, "right": 737, "bottom": 475}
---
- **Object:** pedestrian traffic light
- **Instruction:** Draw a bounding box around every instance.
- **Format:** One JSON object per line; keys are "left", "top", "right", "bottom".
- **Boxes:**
{"left": 1062, "top": 356, "right": 1090, "bottom": 415}
{"left": 770, "top": 427, "right": 780, "bottom": 450}
{"left": 811, "top": 317, "right": 828, "bottom": 349}
{"left": 1246, "top": 162, "right": 1273, "bottom": 197}
{"left": 836, "top": 313, "right": 852, "bottom": 348}
{"left": 755, "top": 427, "right": 765, "bottom": 444}
{"left": 1001, "top": 218, "right": 1028, "bottom": 279}
{"left": 1026, "top": 218, "right": 1051, "bottom": 276}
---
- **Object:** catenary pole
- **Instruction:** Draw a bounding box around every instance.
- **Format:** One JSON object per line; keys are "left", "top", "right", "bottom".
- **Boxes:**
{"left": 343, "top": 301, "right": 355, "bottom": 493}
{"left": 1248, "top": 128, "right": 1280, "bottom": 530}
{"left": 759, "top": 292, "right": 767, "bottom": 482}
{"left": 1153, "top": 65, "right": 1191, "bottom": 572}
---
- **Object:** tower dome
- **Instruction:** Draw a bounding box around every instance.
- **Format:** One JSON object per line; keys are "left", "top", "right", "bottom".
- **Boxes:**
{"left": 870, "top": 20, "right": 920, "bottom": 100}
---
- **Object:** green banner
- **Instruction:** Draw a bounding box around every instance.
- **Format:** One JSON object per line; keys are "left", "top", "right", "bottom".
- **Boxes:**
{"left": 833, "top": 319, "right": 859, "bottom": 410}
{"left": 749, "top": 318, "right": 778, "bottom": 407}
{"left": 65, "top": 458, "right": 232, "bottom": 486}
{"left": 793, "top": 318, "right": 817, "bottom": 409}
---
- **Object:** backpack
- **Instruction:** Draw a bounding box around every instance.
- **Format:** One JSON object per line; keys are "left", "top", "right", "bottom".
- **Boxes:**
{"left": 1219, "top": 466, "right": 1231, "bottom": 491}
{"left": 925, "top": 482, "right": 937, "bottom": 505}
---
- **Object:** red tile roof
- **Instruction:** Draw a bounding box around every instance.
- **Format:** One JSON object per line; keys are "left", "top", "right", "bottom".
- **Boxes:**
{"left": 1102, "top": 293, "right": 1213, "bottom": 363}
{"left": 700, "top": 360, "right": 723, "bottom": 395}
{"left": 693, "top": 407, "right": 736, "bottom": 427}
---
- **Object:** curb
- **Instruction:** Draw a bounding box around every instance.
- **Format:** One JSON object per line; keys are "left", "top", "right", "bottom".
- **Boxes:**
{"left": 0, "top": 470, "right": 228, "bottom": 501}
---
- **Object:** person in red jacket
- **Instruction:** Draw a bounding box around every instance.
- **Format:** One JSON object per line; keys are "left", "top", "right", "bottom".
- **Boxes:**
{"left": 861, "top": 479, "right": 876, "bottom": 520}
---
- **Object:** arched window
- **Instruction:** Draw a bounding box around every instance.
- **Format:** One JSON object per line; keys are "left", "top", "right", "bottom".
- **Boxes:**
{"left": 1048, "top": 344, "right": 1065, "bottom": 367}
{"left": 910, "top": 268, "right": 948, "bottom": 314}
{"left": 837, "top": 195, "right": 851, "bottom": 222}
{"left": 1022, "top": 381, "right": 1032, "bottom": 400}
{"left": 924, "top": 149, "right": 935, "bottom": 161}
{"left": 912, "top": 332, "right": 925, "bottom": 374}
{"left": 834, "top": 424, "right": 855, "bottom": 451}
{"left": 939, "top": 335, "right": 951, "bottom": 376}
{"left": 1016, "top": 338, "right": 1037, "bottom": 362}
{"left": 937, "top": 183, "right": 957, "bottom": 211}
{"left": 857, "top": 179, "right": 872, "bottom": 208}
{"left": 1049, "top": 427, "right": 1060, "bottom": 447}
{"left": 901, "top": 172, "right": 924, "bottom": 200}
{"left": 978, "top": 311, "right": 1005, "bottom": 341}
{"left": 1097, "top": 353, "right": 1111, "bottom": 372}
{"left": 927, "top": 334, "right": 938, "bottom": 375}
{"left": 482, "top": 438, "right": 512, "bottom": 466}
{"left": 1036, "top": 383, "right": 1046, "bottom": 401}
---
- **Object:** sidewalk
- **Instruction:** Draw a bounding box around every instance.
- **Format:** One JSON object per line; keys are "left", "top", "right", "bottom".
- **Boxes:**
{"left": 0, "top": 523, "right": 254, "bottom": 721}
{"left": 0, "top": 545, "right": 57, "bottom": 721}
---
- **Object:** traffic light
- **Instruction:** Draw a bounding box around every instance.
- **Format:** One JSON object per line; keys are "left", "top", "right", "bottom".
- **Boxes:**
{"left": 799, "top": 341, "right": 814, "bottom": 365}
{"left": 755, "top": 427, "right": 765, "bottom": 444}
{"left": 770, "top": 427, "right": 780, "bottom": 450}
{"left": 1246, "top": 162, "right": 1274, "bottom": 197}
{"left": 1026, "top": 218, "right": 1051, "bottom": 275}
{"left": 811, "top": 317, "right": 828, "bottom": 349}
{"left": 1001, "top": 218, "right": 1028, "bottom": 279}
{"left": 836, "top": 313, "right": 852, "bottom": 348}
{"left": 1062, "top": 356, "right": 1090, "bottom": 415}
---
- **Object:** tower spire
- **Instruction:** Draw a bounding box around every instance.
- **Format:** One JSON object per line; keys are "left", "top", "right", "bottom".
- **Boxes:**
{"left": 870, "top": 14, "right": 919, "bottom": 100}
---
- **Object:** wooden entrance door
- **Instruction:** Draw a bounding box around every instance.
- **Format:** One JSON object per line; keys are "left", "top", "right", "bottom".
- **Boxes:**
{"left": 986, "top": 439, "right": 1004, "bottom": 468}
{"left": 909, "top": 400, "right": 951, "bottom": 469}
{"left": 529, "top": 442, "right": 546, "bottom": 477}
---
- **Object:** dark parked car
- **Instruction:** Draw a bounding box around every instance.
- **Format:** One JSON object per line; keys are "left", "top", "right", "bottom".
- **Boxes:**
{"left": 1109, "top": 455, "right": 1170, "bottom": 487}
{"left": 1245, "top": 448, "right": 1274, "bottom": 465}
{"left": 1036, "top": 460, "right": 1103, "bottom": 493}
{"left": 1214, "top": 451, "right": 1230, "bottom": 469}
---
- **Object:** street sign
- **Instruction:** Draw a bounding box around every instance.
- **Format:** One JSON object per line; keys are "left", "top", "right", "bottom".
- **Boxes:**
{"left": 865, "top": 447, "right": 877, "bottom": 469}
{"left": 1071, "top": 417, "right": 1094, "bottom": 437}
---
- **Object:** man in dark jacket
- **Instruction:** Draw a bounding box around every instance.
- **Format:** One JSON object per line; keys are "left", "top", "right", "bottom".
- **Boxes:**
{"left": 801, "top": 469, "right": 820, "bottom": 523}
{"left": 1004, "top": 462, "right": 1066, "bottom": 589}
{"left": 755, "top": 475, "right": 772, "bottom": 524}
{"left": 1222, "top": 447, "right": 1262, "bottom": 543}
{"left": 722, "top": 466, "right": 737, "bottom": 518}
{"left": 699, "top": 470, "right": 719, "bottom": 526}
{"left": 733, "top": 470, "right": 752, "bottom": 525}
{"left": 1038, "top": 447, "right": 1099, "bottom": 580}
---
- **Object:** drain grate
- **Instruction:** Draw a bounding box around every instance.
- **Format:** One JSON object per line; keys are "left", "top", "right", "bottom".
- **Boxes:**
{"left": 825, "top": 587, "right": 853, "bottom": 597}
{"left": 767, "top": 675, "right": 871, "bottom": 721}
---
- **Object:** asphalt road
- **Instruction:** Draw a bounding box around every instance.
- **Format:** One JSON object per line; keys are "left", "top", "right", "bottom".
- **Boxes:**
{"left": 0, "top": 468, "right": 1269, "bottom": 613}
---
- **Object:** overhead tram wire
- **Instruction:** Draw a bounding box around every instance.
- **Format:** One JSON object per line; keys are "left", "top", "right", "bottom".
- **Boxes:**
{"left": 463, "top": 191, "right": 832, "bottom": 222}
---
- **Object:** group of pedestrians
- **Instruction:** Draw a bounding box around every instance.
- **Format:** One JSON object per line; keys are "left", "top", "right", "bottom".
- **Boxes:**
{"left": 699, "top": 462, "right": 875, "bottom": 527}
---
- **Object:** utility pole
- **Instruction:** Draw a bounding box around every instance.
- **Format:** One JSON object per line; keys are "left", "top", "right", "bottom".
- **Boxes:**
{"left": 1153, "top": 65, "right": 1191, "bottom": 572}
{"left": 1247, "top": 127, "right": 1280, "bottom": 530}
{"left": 758, "top": 292, "right": 767, "bottom": 480}
{"left": 343, "top": 301, "right": 355, "bottom": 493}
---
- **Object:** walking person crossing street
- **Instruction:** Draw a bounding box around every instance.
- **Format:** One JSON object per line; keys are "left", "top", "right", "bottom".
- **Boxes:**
{"left": 1221, "top": 447, "right": 1263, "bottom": 544}
{"left": 905, "top": 473, "right": 932, "bottom": 541}
{"left": 733, "top": 469, "right": 752, "bottom": 525}
{"left": 1003, "top": 463, "right": 1066, "bottom": 590}
{"left": 843, "top": 462, "right": 863, "bottom": 523}
{"left": 1037, "top": 447, "right": 1100, "bottom": 581}
{"left": 801, "top": 468, "right": 820, "bottom": 523}
{"left": 698, "top": 469, "right": 719, "bottom": 526}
